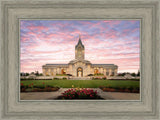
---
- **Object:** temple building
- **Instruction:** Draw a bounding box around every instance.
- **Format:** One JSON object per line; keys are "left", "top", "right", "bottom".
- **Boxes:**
{"left": 42, "top": 36, "right": 118, "bottom": 77}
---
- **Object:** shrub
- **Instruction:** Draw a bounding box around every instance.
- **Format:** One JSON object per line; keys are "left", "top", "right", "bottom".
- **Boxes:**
{"left": 20, "top": 85, "right": 26, "bottom": 92}
{"left": 66, "top": 74, "right": 72, "bottom": 76}
{"left": 136, "top": 87, "right": 140, "bottom": 91}
{"left": 99, "top": 86, "right": 105, "bottom": 89}
{"left": 46, "top": 85, "right": 53, "bottom": 88}
{"left": 62, "top": 77, "right": 67, "bottom": 80}
{"left": 108, "top": 86, "right": 112, "bottom": 88}
{"left": 128, "top": 87, "right": 134, "bottom": 92}
{"left": 94, "top": 73, "right": 104, "bottom": 76}
{"left": 88, "top": 74, "right": 93, "bottom": 76}
{"left": 99, "top": 85, "right": 139, "bottom": 93}
{"left": 24, "top": 85, "right": 28, "bottom": 89}
{"left": 33, "top": 88, "right": 39, "bottom": 92}
{"left": 45, "top": 87, "right": 52, "bottom": 92}
{"left": 92, "top": 77, "right": 100, "bottom": 80}
{"left": 21, "top": 78, "right": 34, "bottom": 80}
{"left": 54, "top": 77, "right": 58, "bottom": 80}
{"left": 133, "top": 87, "right": 140, "bottom": 93}
{"left": 27, "top": 84, "right": 32, "bottom": 88}
{"left": 33, "top": 85, "right": 40, "bottom": 88}
{"left": 61, "top": 88, "right": 99, "bottom": 99}
{"left": 122, "top": 86, "right": 126, "bottom": 90}
{"left": 39, "top": 86, "right": 45, "bottom": 89}
{"left": 20, "top": 85, "right": 25, "bottom": 89}
{"left": 114, "top": 86, "right": 120, "bottom": 90}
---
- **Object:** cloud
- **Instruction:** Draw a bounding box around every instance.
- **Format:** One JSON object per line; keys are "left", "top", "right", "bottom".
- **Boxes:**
{"left": 20, "top": 20, "right": 140, "bottom": 73}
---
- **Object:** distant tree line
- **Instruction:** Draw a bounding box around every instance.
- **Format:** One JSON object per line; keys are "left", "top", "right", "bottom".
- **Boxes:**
{"left": 20, "top": 71, "right": 43, "bottom": 76}
{"left": 118, "top": 70, "right": 140, "bottom": 77}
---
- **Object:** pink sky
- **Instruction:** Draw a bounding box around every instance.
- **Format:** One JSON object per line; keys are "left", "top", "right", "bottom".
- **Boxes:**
{"left": 20, "top": 20, "right": 140, "bottom": 73}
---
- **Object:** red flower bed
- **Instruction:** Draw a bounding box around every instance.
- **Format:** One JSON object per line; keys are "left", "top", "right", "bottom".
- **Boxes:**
{"left": 100, "top": 86, "right": 139, "bottom": 93}
{"left": 20, "top": 83, "right": 60, "bottom": 92}
{"left": 60, "top": 88, "right": 102, "bottom": 99}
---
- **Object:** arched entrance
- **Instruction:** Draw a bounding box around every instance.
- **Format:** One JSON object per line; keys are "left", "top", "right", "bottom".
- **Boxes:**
{"left": 77, "top": 67, "right": 83, "bottom": 77}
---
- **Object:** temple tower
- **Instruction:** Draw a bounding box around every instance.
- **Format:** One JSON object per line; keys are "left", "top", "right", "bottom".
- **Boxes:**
{"left": 75, "top": 35, "right": 85, "bottom": 60}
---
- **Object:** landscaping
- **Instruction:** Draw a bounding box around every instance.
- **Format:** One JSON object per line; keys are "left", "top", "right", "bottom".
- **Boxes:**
{"left": 56, "top": 74, "right": 68, "bottom": 76}
{"left": 93, "top": 73, "right": 104, "bottom": 76}
{"left": 57, "top": 88, "right": 103, "bottom": 99}
{"left": 20, "top": 83, "right": 60, "bottom": 92}
{"left": 99, "top": 86, "right": 139, "bottom": 93}
{"left": 20, "top": 79, "right": 140, "bottom": 100}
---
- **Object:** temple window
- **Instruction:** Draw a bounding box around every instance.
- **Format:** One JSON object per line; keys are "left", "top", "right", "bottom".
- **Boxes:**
{"left": 106, "top": 72, "right": 109, "bottom": 75}
{"left": 112, "top": 72, "right": 114, "bottom": 76}
{"left": 61, "top": 69, "right": 66, "bottom": 74}
{"left": 94, "top": 69, "right": 99, "bottom": 74}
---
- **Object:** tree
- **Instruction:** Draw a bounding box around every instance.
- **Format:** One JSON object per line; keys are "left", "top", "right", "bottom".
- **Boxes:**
{"left": 137, "top": 70, "right": 140, "bottom": 76}
{"left": 35, "top": 71, "right": 39, "bottom": 76}
{"left": 20, "top": 72, "right": 30, "bottom": 76}
{"left": 118, "top": 72, "right": 127, "bottom": 76}
{"left": 39, "top": 73, "right": 43, "bottom": 76}
{"left": 131, "top": 73, "right": 136, "bottom": 77}
{"left": 20, "top": 72, "right": 24, "bottom": 76}
{"left": 31, "top": 72, "right": 35, "bottom": 75}
{"left": 25, "top": 73, "right": 29, "bottom": 76}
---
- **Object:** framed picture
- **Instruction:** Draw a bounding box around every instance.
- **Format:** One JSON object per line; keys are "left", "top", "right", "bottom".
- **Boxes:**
{"left": 20, "top": 20, "right": 140, "bottom": 101}
{"left": 0, "top": 0, "right": 159, "bottom": 120}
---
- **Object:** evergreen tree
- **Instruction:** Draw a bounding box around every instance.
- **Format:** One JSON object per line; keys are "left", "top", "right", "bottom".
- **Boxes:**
{"left": 35, "top": 71, "right": 39, "bottom": 76}
{"left": 137, "top": 70, "right": 140, "bottom": 76}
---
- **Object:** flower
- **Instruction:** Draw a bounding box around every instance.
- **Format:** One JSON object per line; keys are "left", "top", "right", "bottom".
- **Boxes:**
{"left": 21, "top": 83, "right": 23, "bottom": 86}
{"left": 61, "top": 88, "right": 98, "bottom": 99}
{"left": 72, "top": 85, "right": 74, "bottom": 88}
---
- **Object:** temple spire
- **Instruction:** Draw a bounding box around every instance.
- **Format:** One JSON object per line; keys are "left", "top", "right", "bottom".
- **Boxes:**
{"left": 79, "top": 34, "right": 81, "bottom": 39}
{"left": 75, "top": 34, "right": 84, "bottom": 48}
{"left": 75, "top": 34, "right": 85, "bottom": 60}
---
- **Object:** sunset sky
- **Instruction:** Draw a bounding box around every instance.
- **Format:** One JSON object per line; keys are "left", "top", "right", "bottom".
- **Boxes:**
{"left": 20, "top": 20, "right": 140, "bottom": 73}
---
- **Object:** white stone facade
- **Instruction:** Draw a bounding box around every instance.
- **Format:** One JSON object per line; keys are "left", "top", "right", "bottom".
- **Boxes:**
{"left": 42, "top": 36, "right": 118, "bottom": 77}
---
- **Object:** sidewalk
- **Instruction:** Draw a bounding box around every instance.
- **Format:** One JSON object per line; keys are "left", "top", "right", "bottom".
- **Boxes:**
{"left": 20, "top": 88, "right": 140, "bottom": 100}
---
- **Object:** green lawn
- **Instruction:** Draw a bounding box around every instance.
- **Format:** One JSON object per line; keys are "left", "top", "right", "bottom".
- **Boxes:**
{"left": 21, "top": 80, "right": 140, "bottom": 88}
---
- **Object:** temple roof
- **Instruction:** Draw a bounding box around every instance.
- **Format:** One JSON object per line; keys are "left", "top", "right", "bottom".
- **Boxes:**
{"left": 92, "top": 64, "right": 118, "bottom": 68}
{"left": 69, "top": 59, "right": 91, "bottom": 64}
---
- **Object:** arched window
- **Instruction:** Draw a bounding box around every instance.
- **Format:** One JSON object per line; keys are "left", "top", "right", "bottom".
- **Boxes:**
{"left": 106, "top": 72, "right": 109, "bottom": 75}
{"left": 51, "top": 72, "right": 54, "bottom": 76}
{"left": 45, "top": 72, "right": 49, "bottom": 76}
{"left": 61, "top": 69, "right": 66, "bottom": 74}
{"left": 112, "top": 72, "right": 114, "bottom": 76}
{"left": 94, "top": 69, "right": 99, "bottom": 74}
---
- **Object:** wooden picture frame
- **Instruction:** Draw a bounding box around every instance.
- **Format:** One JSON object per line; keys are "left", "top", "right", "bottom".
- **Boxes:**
{"left": 0, "top": 0, "right": 159, "bottom": 119}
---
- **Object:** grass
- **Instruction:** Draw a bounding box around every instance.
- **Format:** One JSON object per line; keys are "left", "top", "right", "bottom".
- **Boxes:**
{"left": 21, "top": 79, "right": 140, "bottom": 88}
